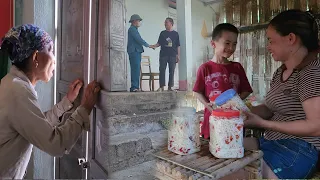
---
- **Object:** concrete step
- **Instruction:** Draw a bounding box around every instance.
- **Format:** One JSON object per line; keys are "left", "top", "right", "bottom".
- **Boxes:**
{"left": 109, "top": 160, "right": 157, "bottom": 180}
{"left": 105, "top": 102, "right": 176, "bottom": 116}
{"left": 99, "top": 91, "right": 184, "bottom": 116}
{"left": 107, "top": 111, "right": 173, "bottom": 136}
{"left": 96, "top": 130, "right": 168, "bottom": 173}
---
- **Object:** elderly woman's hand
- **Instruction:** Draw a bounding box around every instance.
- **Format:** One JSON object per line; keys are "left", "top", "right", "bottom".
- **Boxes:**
{"left": 244, "top": 111, "right": 267, "bottom": 128}
{"left": 81, "top": 80, "right": 101, "bottom": 114}
{"left": 67, "top": 79, "right": 84, "bottom": 103}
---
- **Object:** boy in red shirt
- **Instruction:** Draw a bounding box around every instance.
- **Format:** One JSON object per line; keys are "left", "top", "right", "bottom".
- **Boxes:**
{"left": 193, "top": 23, "right": 253, "bottom": 139}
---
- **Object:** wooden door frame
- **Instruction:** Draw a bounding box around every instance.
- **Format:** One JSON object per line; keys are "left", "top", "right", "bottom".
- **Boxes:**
{"left": 54, "top": 0, "right": 93, "bottom": 178}
{"left": 87, "top": 0, "right": 109, "bottom": 178}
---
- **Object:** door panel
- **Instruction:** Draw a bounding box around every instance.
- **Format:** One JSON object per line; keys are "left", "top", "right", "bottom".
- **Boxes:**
{"left": 56, "top": 0, "right": 87, "bottom": 178}
{"left": 97, "top": 0, "right": 127, "bottom": 91}
{"left": 60, "top": 0, "right": 85, "bottom": 83}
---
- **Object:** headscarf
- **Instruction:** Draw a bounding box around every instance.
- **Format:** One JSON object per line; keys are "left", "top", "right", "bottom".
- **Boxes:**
{"left": 0, "top": 24, "right": 53, "bottom": 64}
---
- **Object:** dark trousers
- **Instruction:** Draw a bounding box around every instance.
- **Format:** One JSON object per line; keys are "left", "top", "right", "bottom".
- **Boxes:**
{"left": 159, "top": 56, "right": 176, "bottom": 87}
{"left": 128, "top": 52, "right": 141, "bottom": 91}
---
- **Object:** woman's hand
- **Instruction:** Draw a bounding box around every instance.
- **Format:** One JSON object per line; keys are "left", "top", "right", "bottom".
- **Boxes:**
{"left": 244, "top": 111, "right": 266, "bottom": 128}
{"left": 67, "top": 79, "right": 84, "bottom": 103}
{"left": 81, "top": 80, "right": 101, "bottom": 114}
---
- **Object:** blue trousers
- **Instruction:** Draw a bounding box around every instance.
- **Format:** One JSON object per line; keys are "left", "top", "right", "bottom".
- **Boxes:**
{"left": 128, "top": 52, "right": 141, "bottom": 91}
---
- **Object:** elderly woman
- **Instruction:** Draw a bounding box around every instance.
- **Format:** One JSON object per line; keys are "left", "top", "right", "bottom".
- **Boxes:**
{"left": 244, "top": 10, "right": 320, "bottom": 179}
{"left": 0, "top": 24, "right": 101, "bottom": 178}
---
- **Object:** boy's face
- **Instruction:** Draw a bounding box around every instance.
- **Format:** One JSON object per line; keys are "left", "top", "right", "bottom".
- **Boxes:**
{"left": 211, "top": 31, "right": 238, "bottom": 58}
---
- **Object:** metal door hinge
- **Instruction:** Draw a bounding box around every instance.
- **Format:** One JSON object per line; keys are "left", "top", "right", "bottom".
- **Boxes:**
{"left": 78, "top": 157, "right": 90, "bottom": 169}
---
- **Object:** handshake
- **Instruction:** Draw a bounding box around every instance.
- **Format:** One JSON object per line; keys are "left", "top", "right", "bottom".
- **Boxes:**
{"left": 149, "top": 44, "right": 157, "bottom": 50}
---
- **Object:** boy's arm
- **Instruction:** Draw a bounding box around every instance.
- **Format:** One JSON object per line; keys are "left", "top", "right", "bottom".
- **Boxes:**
{"left": 193, "top": 65, "right": 214, "bottom": 111}
{"left": 240, "top": 92, "right": 251, "bottom": 100}
{"left": 194, "top": 92, "right": 214, "bottom": 112}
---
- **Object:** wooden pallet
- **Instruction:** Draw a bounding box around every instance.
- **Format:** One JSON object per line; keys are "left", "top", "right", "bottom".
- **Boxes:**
{"left": 153, "top": 142, "right": 263, "bottom": 180}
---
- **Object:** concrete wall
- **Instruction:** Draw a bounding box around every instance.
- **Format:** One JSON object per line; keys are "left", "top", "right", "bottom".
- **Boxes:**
{"left": 15, "top": 0, "right": 55, "bottom": 179}
{"left": 125, "top": 0, "right": 214, "bottom": 91}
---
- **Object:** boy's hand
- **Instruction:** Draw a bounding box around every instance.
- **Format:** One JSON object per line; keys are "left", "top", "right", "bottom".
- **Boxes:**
{"left": 205, "top": 102, "right": 215, "bottom": 112}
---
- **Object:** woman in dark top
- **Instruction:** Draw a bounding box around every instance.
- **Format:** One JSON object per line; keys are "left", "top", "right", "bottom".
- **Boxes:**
{"left": 244, "top": 10, "right": 320, "bottom": 179}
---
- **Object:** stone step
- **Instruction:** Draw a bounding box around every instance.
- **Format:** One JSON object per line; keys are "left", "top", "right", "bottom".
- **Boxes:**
{"left": 99, "top": 91, "right": 185, "bottom": 116}
{"left": 105, "top": 102, "right": 176, "bottom": 117}
{"left": 96, "top": 130, "right": 168, "bottom": 173}
{"left": 109, "top": 160, "right": 157, "bottom": 180}
{"left": 107, "top": 111, "right": 173, "bottom": 136}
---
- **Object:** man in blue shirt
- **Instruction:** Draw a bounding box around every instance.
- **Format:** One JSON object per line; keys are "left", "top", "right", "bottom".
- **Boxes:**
{"left": 127, "top": 14, "right": 153, "bottom": 92}
{"left": 152, "top": 18, "right": 180, "bottom": 91}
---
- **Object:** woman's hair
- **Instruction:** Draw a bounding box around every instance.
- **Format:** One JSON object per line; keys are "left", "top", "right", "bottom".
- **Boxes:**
{"left": 0, "top": 24, "right": 53, "bottom": 72}
{"left": 269, "top": 9, "right": 320, "bottom": 52}
{"left": 212, "top": 23, "right": 239, "bottom": 41}
{"left": 0, "top": 40, "right": 30, "bottom": 72}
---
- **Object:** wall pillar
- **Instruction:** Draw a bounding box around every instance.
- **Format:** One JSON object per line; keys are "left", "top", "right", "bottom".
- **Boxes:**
{"left": 177, "top": 0, "right": 192, "bottom": 91}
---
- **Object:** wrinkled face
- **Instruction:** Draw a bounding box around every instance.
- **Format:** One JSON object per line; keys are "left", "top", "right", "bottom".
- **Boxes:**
{"left": 165, "top": 19, "right": 173, "bottom": 30}
{"left": 35, "top": 42, "right": 55, "bottom": 82}
{"left": 266, "top": 25, "right": 291, "bottom": 62}
{"left": 211, "top": 31, "right": 238, "bottom": 58}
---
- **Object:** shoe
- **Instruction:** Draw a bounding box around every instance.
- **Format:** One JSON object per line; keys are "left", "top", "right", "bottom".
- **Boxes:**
{"left": 130, "top": 89, "right": 140, "bottom": 92}
{"left": 168, "top": 87, "right": 176, "bottom": 91}
{"left": 157, "top": 87, "right": 164, "bottom": 92}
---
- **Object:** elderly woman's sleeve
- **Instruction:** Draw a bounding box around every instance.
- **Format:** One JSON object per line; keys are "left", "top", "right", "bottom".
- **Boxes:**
{"left": 10, "top": 88, "right": 90, "bottom": 157}
{"left": 43, "top": 96, "right": 74, "bottom": 126}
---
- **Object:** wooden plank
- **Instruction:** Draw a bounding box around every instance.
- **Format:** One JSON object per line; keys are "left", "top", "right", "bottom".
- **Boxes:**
{"left": 204, "top": 151, "right": 252, "bottom": 173}
{"left": 246, "top": 33, "right": 253, "bottom": 85}
{"left": 184, "top": 156, "right": 214, "bottom": 168}
{"left": 293, "top": 0, "right": 301, "bottom": 9}
{"left": 155, "top": 170, "right": 176, "bottom": 180}
{"left": 257, "top": 30, "right": 266, "bottom": 98}
{"left": 221, "top": 3, "right": 227, "bottom": 23}
{"left": 252, "top": 31, "right": 260, "bottom": 81}
{"left": 286, "top": 0, "right": 295, "bottom": 9}
{"left": 309, "top": 0, "right": 319, "bottom": 13}
{"left": 189, "top": 173, "right": 204, "bottom": 180}
{"left": 240, "top": 0, "right": 247, "bottom": 26}
{"left": 197, "top": 158, "right": 226, "bottom": 171}
{"left": 252, "top": 0, "right": 258, "bottom": 24}
{"left": 264, "top": 0, "right": 271, "bottom": 22}
{"left": 225, "top": 0, "right": 233, "bottom": 23}
{"left": 300, "top": 0, "right": 308, "bottom": 10}
{"left": 210, "top": 151, "right": 263, "bottom": 180}
{"left": 280, "top": 0, "right": 288, "bottom": 11}
{"left": 233, "top": 0, "right": 241, "bottom": 26}
{"left": 238, "top": 23, "right": 268, "bottom": 33}
{"left": 204, "top": 159, "right": 238, "bottom": 173}
{"left": 258, "top": 0, "right": 265, "bottom": 23}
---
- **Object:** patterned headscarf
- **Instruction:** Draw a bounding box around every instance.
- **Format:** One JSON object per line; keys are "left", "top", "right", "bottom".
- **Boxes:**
{"left": 0, "top": 24, "right": 53, "bottom": 63}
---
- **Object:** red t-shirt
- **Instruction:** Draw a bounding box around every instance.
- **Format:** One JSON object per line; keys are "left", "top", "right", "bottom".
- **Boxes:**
{"left": 193, "top": 61, "right": 253, "bottom": 139}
